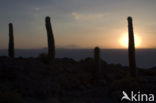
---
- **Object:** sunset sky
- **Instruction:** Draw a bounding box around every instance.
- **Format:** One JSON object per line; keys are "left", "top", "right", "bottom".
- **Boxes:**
{"left": 0, "top": 0, "right": 156, "bottom": 49}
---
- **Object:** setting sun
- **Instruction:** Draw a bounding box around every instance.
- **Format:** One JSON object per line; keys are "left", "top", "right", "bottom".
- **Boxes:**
{"left": 119, "top": 34, "right": 141, "bottom": 48}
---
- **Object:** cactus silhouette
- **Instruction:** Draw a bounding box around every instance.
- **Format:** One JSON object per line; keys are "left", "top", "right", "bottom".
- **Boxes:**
{"left": 94, "top": 47, "right": 101, "bottom": 73}
{"left": 127, "top": 17, "right": 137, "bottom": 77}
{"left": 8, "top": 23, "right": 14, "bottom": 58}
{"left": 45, "top": 16, "right": 55, "bottom": 61}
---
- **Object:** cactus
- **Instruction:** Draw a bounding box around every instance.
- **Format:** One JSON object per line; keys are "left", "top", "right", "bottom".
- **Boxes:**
{"left": 45, "top": 16, "right": 55, "bottom": 61}
{"left": 94, "top": 47, "right": 101, "bottom": 73}
{"left": 8, "top": 23, "right": 14, "bottom": 58}
{"left": 127, "top": 16, "right": 137, "bottom": 77}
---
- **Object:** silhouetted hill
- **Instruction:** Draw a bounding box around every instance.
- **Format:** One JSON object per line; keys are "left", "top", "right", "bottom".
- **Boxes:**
{"left": 0, "top": 56, "right": 156, "bottom": 103}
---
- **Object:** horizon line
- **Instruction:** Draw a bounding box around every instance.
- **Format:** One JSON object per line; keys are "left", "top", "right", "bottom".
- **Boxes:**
{"left": 0, "top": 48, "right": 156, "bottom": 50}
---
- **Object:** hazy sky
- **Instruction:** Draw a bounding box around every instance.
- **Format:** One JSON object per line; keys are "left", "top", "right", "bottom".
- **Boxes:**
{"left": 0, "top": 0, "right": 156, "bottom": 49}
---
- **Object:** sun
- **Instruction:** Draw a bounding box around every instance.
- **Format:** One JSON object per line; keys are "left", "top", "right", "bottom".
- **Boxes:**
{"left": 119, "top": 34, "right": 141, "bottom": 48}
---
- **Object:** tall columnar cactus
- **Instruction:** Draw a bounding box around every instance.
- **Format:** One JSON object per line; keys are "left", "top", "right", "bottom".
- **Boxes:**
{"left": 94, "top": 47, "right": 101, "bottom": 73}
{"left": 45, "top": 16, "right": 55, "bottom": 61}
{"left": 8, "top": 23, "right": 14, "bottom": 58}
{"left": 127, "top": 16, "right": 137, "bottom": 77}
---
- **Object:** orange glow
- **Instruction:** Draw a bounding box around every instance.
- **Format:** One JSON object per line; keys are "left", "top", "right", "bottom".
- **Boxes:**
{"left": 119, "top": 34, "right": 141, "bottom": 48}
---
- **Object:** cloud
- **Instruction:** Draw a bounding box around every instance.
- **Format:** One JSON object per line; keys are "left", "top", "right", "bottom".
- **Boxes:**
{"left": 71, "top": 12, "right": 105, "bottom": 20}
{"left": 34, "top": 7, "right": 40, "bottom": 11}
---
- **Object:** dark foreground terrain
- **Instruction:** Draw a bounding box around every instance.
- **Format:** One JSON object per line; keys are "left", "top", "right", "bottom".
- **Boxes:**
{"left": 0, "top": 56, "right": 156, "bottom": 103}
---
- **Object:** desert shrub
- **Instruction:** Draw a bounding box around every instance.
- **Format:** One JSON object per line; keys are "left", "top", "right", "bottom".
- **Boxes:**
{"left": 0, "top": 90, "right": 24, "bottom": 103}
{"left": 139, "top": 68, "right": 156, "bottom": 76}
{"left": 72, "top": 101, "right": 86, "bottom": 103}
{"left": 108, "top": 76, "right": 146, "bottom": 102}
{"left": 44, "top": 97, "right": 60, "bottom": 103}
{"left": 0, "top": 67, "right": 18, "bottom": 81}
{"left": 110, "top": 76, "right": 140, "bottom": 91}
{"left": 16, "top": 56, "right": 24, "bottom": 60}
{"left": 38, "top": 53, "right": 49, "bottom": 64}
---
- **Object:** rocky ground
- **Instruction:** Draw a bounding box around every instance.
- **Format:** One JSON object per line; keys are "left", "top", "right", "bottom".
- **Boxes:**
{"left": 0, "top": 56, "right": 156, "bottom": 103}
